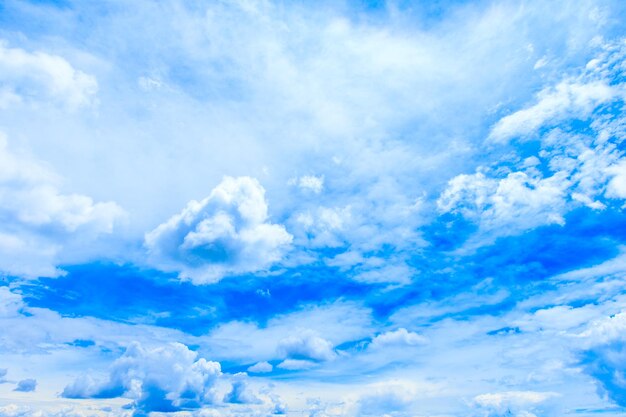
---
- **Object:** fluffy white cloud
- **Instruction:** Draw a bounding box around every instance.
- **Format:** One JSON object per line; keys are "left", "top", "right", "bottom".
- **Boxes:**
{"left": 0, "top": 287, "right": 24, "bottom": 318}
{"left": 62, "top": 342, "right": 224, "bottom": 413}
{"left": 0, "top": 135, "right": 124, "bottom": 278}
{"left": 277, "top": 331, "right": 336, "bottom": 362}
{"left": 438, "top": 170, "right": 568, "bottom": 245}
{"left": 368, "top": 328, "right": 428, "bottom": 350}
{"left": 145, "top": 176, "right": 292, "bottom": 284}
{"left": 488, "top": 81, "right": 616, "bottom": 143}
{"left": 0, "top": 41, "right": 97, "bottom": 109}
{"left": 606, "top": 160, "right": 626, "bottom": 199}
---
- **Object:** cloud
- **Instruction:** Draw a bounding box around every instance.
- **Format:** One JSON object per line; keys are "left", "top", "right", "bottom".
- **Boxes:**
{"left": 247, "top": 361, "right": 272, "bottom": 374}
{"left": 145, "top": 176, "right": 292, "bottom": 284}
{"left": 0, "top": 40, "right": 98, "bottom": 109}
{"left": 62, "top": 342, "right": 224, "bottom": 413}
{"left": 438, "top": 170, "right": 568, "bottom": 246}
{"left": 368, "top": 328, "right": 428, "bottom": 350}
{"left": 223, "top": 373, "right": 261, "bottom": 404}
{"left": 0, "top": 287, "right": 24, "bottom": 318}
{"left": 277, "top": 331, "right": 336, "bottom": 362}
{"left": 473, "top": 391, "right": 560, "bottom": 417}
{"left": 290, "top": 175, "right": 324, "bottom": 194}
{"left": 488, "top": 80, "right": 616, "bottom": 144}
{"left": 0, "top": 135, "right": 124, "bottom": 278}
{"left": 13, "top": 378, "right": 36, "bottom": 392}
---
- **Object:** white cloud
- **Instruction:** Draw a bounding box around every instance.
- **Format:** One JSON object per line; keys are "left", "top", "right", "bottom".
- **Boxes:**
{"left": 606, "top": 160, "right": 626, "bottom": 199}
{"left": 488, "top": 80, "right": 616, "bottom": 144}
{"left": 438, "top": 170, "right": 569, "bottom": 246}
{"left": 368, "top": 328, "right": 428, "bottom": 350}
{"left": 62, "top": 342, "right": 224, "bottom": 413}
{"left": 247, "top": 361, "right": 272, "bottom": 373}
{"left": 277, "top": 331, "right": 336, "bottom": 362}
{"left": 145, "top": 176, "right": 292, "bottom": 284}
{"left": 0, "top": 135, "right": 124, "bottom": 278}
{"left": 473, "top": 391, "right": 559, "bottom": 416}
{"left": 290, "top": 175, "right": 324, "bottom": 194}
{"left": 0, "top": 41, "right": 97, "bottom": 109}
{"left": 205, "top": 301, "right": 373, "bottom": 362}
{"left": 0, "top": 287, "right": 24, "bottom": 318}
{"left": 276, "top": 359, "right": 317, "bottom": 371}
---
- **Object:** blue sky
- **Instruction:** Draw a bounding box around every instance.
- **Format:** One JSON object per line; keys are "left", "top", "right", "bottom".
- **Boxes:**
{"left": 1, "top": 0, "right": 626, "bottom": 416}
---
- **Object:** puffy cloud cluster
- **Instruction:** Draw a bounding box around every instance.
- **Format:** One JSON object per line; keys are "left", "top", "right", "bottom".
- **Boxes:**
{"left": 62, "top": 342, "right": 225, "bottom": 413}
{"left": 438, "top": 40, "right": 626, "bottom": 249}
{"left": 368, "top": 328, "right": 428, "bottom": 350}
{"left": 145, "top": 176, "right": 292, "bottom": 284}
{"left": 438, "top": 170, "right": 568, "bottom": 243}
{"left": 0, "top": 135, "right": 124, "bottom": 278}
{"left": 0, "top": 41, "right": 97, "bottom": 109}
{"left": 277, "top": 331, "right": 336, "bottom": 369}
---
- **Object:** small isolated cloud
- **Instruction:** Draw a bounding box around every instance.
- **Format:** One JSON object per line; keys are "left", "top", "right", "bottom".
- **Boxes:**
{"left": 0, "top": 40, "right": 98, "bottom": 109}
{"left": 13, "top": 379, "right": 36, "bottom": 392}
{"left": 369, "top": 328, "right": 428, "bottom": 350}
{"left": 145, "top": 176, "right": 292, "bottom": 284}
{"left": 62, "top": 342, "right": 224, "bottom": 413}
{"left": 277, "top": 331, "right": 336, "bottom": 362}
{"left": 247, "top": 361, "right": 272, "bottom": 373}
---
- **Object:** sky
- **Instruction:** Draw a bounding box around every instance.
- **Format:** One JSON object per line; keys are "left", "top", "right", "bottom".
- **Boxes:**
{"left": 1, "top": 0, "right": 626, "bottom": 416}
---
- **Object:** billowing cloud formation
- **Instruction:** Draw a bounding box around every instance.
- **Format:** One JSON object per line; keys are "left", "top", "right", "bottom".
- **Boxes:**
{"left": 439, "top": 40, "right": 626, "bottom": 249}
{"left": 0, "top": 135, "right": 124, "bottom": 278}
{"left": 62, "top": 342, "right": 223, "bottom": 413}
{"left": 0, "top": 41, "right": 97, "bottom": 109}
{"left": 145, "top": 176, "right": 292, "bottom": 283}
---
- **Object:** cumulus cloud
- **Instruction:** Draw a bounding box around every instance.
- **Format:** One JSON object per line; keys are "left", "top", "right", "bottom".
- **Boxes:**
{"left": 0, "top": 40, "right": 98, "bottom": 109}
{"left": 14, "top": 378, "right": 36, "bottom": 392}
{"left": 145, "top": 176, "right": 292, "bottom": 284}
{"left": 438, "top": 170, "right": 569, "bottom": 245}
{"left": 368, "top": 328, "right": 428, "bottom": 350}
{"left": 0, "top": 135, "right": 124, "bottom": 278}
{"left": 62, "top": 342, "right": 224, "bottom": 413}
{"left": 277, "top": 331, "right": 336, "bottom": 362}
